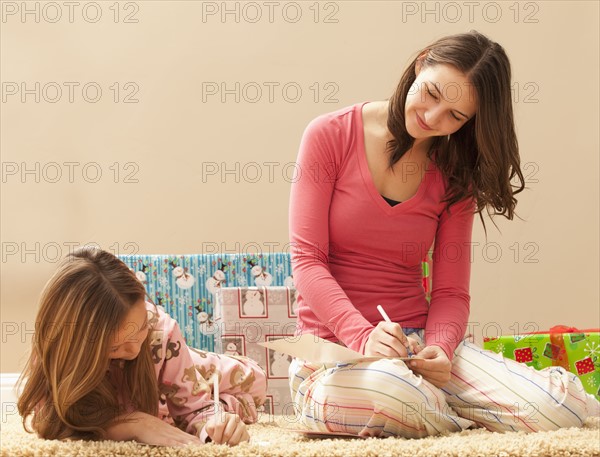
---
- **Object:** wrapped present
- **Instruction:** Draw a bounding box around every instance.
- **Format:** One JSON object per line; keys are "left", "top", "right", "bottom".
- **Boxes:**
{"left": 483, "top": 326, "right": 600, "bottom": 401}
{"left": 214, "top": 286, "right": 299, "bottom": 416}
{"left": 118, "top": 253, "right": 294, "bottom": 352}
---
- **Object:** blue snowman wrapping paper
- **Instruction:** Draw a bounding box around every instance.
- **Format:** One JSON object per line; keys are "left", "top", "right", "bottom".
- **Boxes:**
{"left": 119, "top": 253, "right": 294, "bottom": 352}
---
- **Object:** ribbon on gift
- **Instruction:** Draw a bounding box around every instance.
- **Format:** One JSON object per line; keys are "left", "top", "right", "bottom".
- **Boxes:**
{"left": 529, "top": 325, "right": 600, "bottom": 334}
{"left": 537, "top": 326, "right": 600, "bottom": 371}
{"left": 549, "top": 326, "right": 571, "bottom": 371}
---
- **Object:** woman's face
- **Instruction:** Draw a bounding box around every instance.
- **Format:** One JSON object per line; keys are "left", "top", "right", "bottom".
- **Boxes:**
{"left": 405, "top": 63, "right": 478, "bottom": 141}
{"left": 108, "top": 299, "right": 149, "bottom": 361}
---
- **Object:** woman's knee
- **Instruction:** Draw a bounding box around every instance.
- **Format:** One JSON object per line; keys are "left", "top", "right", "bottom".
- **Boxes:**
{"left": 304, "top": 359, "right": 469, "bottom": 437}
{"left": 450, "top": 342, "right": 593, "bottom": 432}
{"left": 521, "top": 367, "right": 592, "bottom": 430}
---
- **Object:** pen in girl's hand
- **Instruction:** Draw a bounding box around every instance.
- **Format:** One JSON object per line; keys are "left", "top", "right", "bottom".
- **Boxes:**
{"left": 376, "top": 305, "right": 414, "bottom": 357}
{"left": 211, "top": 373, "right": 221, "bottom": 418}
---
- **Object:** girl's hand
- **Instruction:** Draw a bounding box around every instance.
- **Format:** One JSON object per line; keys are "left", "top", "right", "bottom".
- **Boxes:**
{"left": 408, "top": 345, "right": 452, "bottom": 388}
{"left": 105, "top": 411, "right": 204, "bottom": 447}
{"left": 364, "top": 322, "right": 413, "bottom": 357}
{"left": 204, "top": 412, "right": 250, "bottom": 446}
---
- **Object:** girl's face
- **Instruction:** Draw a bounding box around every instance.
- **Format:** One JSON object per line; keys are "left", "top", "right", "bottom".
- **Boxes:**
{"left": 109, "top": 299, "right": 149, "bottom": 361}
{"left": 405, "top": 63, "right": 478, "bottom": 141}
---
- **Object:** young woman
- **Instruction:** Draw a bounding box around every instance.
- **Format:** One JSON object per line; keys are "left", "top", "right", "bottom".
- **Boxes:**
{"left": 288, "top": 30, "right": 600, "bottom": 438}
{"left": 17, "top": 247, "right": 267, "bottom": 446}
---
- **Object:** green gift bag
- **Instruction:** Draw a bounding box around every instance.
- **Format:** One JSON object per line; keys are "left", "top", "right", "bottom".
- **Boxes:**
{"left": 483, "top": 325, "right": 600, "bottom": 401}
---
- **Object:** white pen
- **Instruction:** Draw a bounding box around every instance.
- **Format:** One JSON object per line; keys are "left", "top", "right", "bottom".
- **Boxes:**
{"left": 376, "top": 304, "right": 414, "bottom": 357}
{"left": 211, "top": 372, "right": 221, "bottom": 418}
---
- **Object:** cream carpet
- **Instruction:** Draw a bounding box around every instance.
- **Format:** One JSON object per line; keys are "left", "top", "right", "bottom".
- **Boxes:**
{"left": 1, "top": 414, "right": 599, "bottom": 457}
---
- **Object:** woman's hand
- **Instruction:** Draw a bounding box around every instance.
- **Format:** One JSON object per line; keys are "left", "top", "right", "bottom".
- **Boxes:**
{"left": 105, "top": 411, "right": 204, "bottom": 447}
{"left": 364, "top": 322, "right": 416, "bottom": 357}
{"left": 408, "top": 345, "right": 452, "bottom": 388}
{"left": 204, "top": 412, "right": 250, "bottom": 446}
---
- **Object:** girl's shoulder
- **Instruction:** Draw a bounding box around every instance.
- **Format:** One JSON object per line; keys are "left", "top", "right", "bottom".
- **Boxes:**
{"left": 145, "top": 301, "right": 174, "bottom": 331}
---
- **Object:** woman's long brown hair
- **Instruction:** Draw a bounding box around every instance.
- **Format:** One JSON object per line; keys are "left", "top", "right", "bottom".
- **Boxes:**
{"left": 17, "top": 247, "right": 159, "bottom": 440}
{"left": 387, "top": 30, "right": 525, "bottom": 238}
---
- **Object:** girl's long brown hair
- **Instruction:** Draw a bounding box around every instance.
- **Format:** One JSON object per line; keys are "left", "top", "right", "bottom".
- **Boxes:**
{"left": 17, "top": 247, "right": 159, "bottom": 440}
{"left": 387, "top": 30, "right": 525, "bottom": 238}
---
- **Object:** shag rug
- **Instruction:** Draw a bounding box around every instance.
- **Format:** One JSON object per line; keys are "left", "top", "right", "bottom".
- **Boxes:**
{"left": 1, "top": 413, "right": 599, "bottom": 457}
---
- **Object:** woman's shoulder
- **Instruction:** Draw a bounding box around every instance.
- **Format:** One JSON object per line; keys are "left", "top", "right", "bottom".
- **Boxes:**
{"left": 305, "top": 102, "right": 368, "bottom": 134}
{"left": 301, "top": 102, "right": 369, "bottom": 155}
{"left": 319, "top": 102, "right": 367, "bottom": 119}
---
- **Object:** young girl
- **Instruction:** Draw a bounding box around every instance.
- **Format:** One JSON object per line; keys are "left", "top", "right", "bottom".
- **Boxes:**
{"left": 17, "top": 247, "right": 267, "bottom": 446}
{"left": 288, "top": 30, "right": 600, "bottom": 438}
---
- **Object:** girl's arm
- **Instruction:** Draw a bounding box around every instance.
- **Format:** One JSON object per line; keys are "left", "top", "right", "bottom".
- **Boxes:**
{"left": 153, "top": 306, "right": 267, "bottom": 443}
{"left": 104, "top": 410, "right": 203, "bottom": 446}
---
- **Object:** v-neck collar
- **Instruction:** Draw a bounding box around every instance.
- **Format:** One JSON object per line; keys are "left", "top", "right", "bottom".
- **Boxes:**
{"left": 356, "top": 101, "right": 434, "bottom": 216}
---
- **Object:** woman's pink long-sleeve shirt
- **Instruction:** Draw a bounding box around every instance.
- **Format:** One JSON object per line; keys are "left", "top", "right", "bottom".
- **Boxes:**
{"left": 289, "top": 102, "right": 476, "bottom": 360}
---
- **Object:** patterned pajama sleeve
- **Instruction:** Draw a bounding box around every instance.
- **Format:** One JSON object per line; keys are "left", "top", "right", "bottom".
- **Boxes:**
{"left": 148, "top": 303, "right": 268, "bottom": 440}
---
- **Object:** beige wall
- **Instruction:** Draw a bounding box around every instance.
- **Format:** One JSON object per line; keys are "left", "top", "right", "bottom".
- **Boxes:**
{"left": 1, "top": 1, "right": 598, "bottom": 373}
